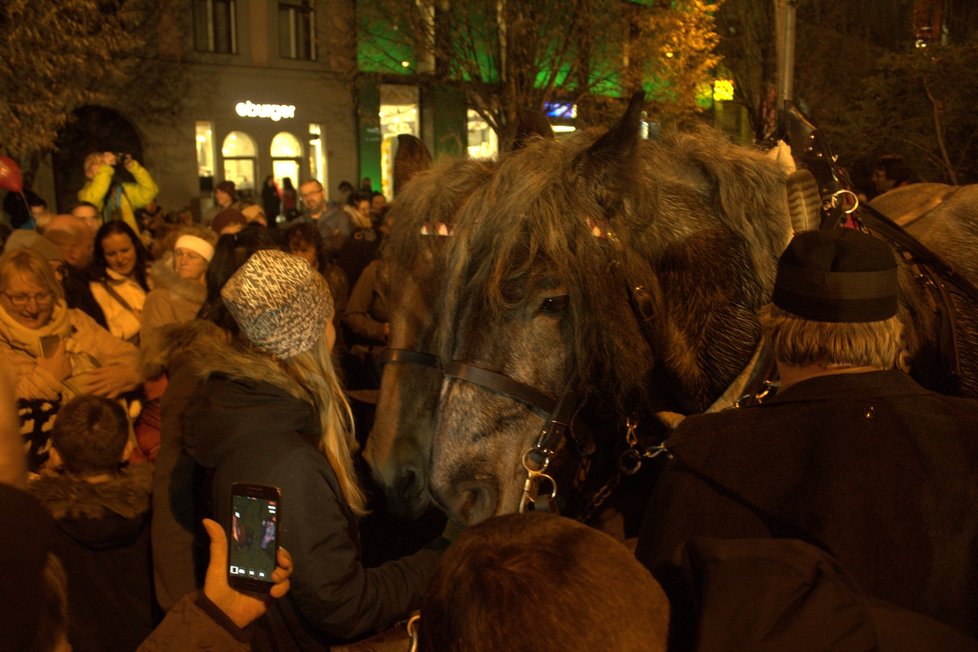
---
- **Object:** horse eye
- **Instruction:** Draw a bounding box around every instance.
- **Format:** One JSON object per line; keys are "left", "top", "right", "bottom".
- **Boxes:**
{"left": 539, "top": 295, "right": 568, "bottom": 315}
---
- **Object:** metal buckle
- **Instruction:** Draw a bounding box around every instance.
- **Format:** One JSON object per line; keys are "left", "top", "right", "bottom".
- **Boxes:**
{"left": 518, "top": 448, "right": 557, "bottom": 513}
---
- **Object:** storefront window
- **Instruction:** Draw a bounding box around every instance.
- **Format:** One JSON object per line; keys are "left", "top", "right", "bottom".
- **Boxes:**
{"left": 196, "top": 121, "right": 215, "bottom": 178}
{"left": 270, "top": 132, "right": 302, "bottom": 191}
{"left": 221, "top": 131, "right": 257, "bottom": 198}
{"left": 379, "top": 85, "right": 419, "bottom": 200}
{"left": 308, "top": 124, "right": 326, "bottom": 189}
{"left": 466, "top": 110, "right": 498, "bottom": 159}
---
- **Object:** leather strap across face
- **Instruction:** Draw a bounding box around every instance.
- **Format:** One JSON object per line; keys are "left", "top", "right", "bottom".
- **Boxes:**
{"left": 443, "top": 360, "right": 557, "bottom": 418}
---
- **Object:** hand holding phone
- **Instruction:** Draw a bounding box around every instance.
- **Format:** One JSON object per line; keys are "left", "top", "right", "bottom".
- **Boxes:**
{"left": 202, "top": 518, "right": 292, "bottom": 629}
{"left": 228, "top": 483, "right": 281, "bottom": 594}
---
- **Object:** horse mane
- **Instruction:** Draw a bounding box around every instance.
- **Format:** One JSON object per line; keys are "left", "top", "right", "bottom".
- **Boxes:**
{"left": 383, "top": 156, "right": 497, "bottom": 271}
{"left": 438, "top": 123, "right": 791, "bottom": 413}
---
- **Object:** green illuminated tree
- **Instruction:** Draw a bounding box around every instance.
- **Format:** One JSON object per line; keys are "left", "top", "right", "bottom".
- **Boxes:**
{"left": 0, "top": 0, "right": 184, "bottom": 174}
{"left": 359, "top": 0, "right": 723, "bottom": 148}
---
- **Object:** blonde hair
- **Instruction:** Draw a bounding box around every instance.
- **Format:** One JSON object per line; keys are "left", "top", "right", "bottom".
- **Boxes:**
{"left": 759, "top": 303, "right": 904, "bottom": 369}
{"left": 0, "top": 248, "right": 65, "bottom": 302}
{"left": 284, "top": 336, "right": 367, "bottom": 515}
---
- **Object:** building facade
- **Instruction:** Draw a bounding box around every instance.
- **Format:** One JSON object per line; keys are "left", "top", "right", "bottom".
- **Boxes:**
{"left": 38, "top": 0, "right": 476, "bottom": 219}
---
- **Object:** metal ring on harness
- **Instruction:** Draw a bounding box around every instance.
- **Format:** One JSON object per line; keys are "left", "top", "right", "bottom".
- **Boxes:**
{"left": 442, "top": 359, "right": 580, "bottom": 513}
{"left": 519, "top": 448, "right": 557, "bottom": 513}
{"left": 406, "top": 613, "right": 420, "bottom": 652}
{"left": 830, "top": 189, "right": 860, "bottom": 214}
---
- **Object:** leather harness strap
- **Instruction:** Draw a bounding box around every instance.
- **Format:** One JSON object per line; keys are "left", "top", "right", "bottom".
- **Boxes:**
{"left": 442, "top": 361, "right": 557, "bottom": 417}
{"left": 377, "top": 348, "right": 439, "bottom": 369}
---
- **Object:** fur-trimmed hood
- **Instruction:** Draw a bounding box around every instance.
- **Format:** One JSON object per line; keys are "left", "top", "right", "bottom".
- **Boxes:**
{"left": 188, "top": 328, "right": 310, "bottom": 403}
{"left": 181, "top": 333, "right": 319, "bottom": 470}
{"left": 139, "top": 317, "right": 226, "bottom": 380}
{"left": 28, "top": 462, "right": 153, "bottom": 549}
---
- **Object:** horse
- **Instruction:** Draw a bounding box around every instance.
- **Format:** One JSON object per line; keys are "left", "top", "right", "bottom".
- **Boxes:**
{"left": 363, "top": 155, "right": 497, "bottom": 520}
{"left": 364, "top": 115, "right": 557, "bottom": 520}
{"left": 870, "top": 182, "right": 978, "bottom": 284}
{"left": 371, "top": 95, "right": 978, "bottom": 529}
{"left": 422, "top": 97, "right": 796, "bottom": 526}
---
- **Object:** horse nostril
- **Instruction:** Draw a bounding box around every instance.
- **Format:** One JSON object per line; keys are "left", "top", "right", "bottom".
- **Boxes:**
{"left": 459, "top": 482, "right": 497, "bottom": 525}
{"left": 395, "top": 469, "right": 418, "bottom": 496}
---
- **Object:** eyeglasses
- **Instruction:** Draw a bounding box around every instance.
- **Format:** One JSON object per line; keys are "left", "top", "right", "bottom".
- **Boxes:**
{"left": 2, "top": 291, "right": 54, "bottom": 308}
{"left": 300, "top": 189, "right": 324, "bottom": 199}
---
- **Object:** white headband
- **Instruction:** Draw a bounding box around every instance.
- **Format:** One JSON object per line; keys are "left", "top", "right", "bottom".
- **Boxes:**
{"left": 174, "top": 235, "right": 215, "bottom": 262}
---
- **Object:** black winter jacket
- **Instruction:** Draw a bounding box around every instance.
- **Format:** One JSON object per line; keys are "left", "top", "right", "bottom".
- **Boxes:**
{"left": 183, "top": 337, "right": 440, "bottom": 649}
{"left": 637, "top": 370, "right": 978, "bottom": 638}
{"left": 29, "top": 463, "right": 155, "bottom": 652}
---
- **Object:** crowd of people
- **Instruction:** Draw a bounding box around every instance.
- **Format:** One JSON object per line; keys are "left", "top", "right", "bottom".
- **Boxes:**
{"left": 1, "top": 149, "right": 977, "bottom": 651}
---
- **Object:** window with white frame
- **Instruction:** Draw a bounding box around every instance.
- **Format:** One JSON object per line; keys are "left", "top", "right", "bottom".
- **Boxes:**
{"left": 279, "top": 0, "right": 316, "bottom": 60}
{"left": 222, "top": 131, "right": 257, "bottom": 196}
{"left": 194, "top": 0, "right": 237, "bottom": 54}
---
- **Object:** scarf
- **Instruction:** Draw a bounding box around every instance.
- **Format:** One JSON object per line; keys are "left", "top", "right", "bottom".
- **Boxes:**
{"left": 0, "top": 299, "right": 72, "bottom": 358}
{"left": 0, "top": 300, "right": 101, "bottom": 384}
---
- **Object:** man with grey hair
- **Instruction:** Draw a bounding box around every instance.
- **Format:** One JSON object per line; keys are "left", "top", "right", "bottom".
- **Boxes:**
{"left": 636, "top": 228, "right": 978, "bottom": 639}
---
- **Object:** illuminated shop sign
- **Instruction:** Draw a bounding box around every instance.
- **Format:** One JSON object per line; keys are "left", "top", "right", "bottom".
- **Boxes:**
{"left": 713, "top": 80, "right": 734, "bottom": 102}
{"left": 235, "top": 100, "right": 296, "bottom": 121}
{"left": 545, "top": 102, "right": 577, "bottom": 119}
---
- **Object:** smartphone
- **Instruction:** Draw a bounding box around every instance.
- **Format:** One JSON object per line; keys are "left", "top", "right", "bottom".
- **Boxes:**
{"left": 228, "top": 483, "right": 281, "bottom": 593}
{"left": 40, "top": 334, "right": 61, "bottom": 358}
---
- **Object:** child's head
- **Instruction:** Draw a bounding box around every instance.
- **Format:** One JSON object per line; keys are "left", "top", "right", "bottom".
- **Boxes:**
{"left": 417, "top": 512, "right": 670, "bottom": 652}
{"left": 51, "top": 395, "right": 129, "bottom": 475}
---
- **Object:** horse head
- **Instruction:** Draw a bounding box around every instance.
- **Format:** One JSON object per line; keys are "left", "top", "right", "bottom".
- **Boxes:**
{"left": 365, "top": 120, "right": 555, "bottom": 520}
{"left": 428, "top": 95, "right": 792, "bottom": 524}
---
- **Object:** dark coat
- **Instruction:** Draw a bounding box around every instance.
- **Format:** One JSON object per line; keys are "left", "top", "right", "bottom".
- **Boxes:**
{"left": 138, "top": 591, "right": 252, "bottom": 651}
{"left": 29, "top": 463, "right": 155, "bottom": 652}
{"left": 661, "top": 537, "right": 978, "bottom": 651}
{"left": 182, "top": 336, "right": 441, "bottom": 649}
{"left": 141, "top": 318, "right": 227, "bottom": 611}
{"left": 636, "top": 370, "right": 978, "bottom": 638}
{"left": 62, "top": 262, "right": 108, "bottom": 328}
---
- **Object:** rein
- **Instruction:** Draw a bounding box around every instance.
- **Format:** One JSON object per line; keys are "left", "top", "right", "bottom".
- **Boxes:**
{"left": 377, "top": 348, "right": 439, "bottom": 369}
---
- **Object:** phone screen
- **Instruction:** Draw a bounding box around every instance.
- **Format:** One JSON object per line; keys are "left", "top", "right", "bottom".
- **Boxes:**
{"left": 228, "top": 493, "right": 279, "bottom": 588}
{"left": 40, "top": 334, "right": 61, "bottom": 358}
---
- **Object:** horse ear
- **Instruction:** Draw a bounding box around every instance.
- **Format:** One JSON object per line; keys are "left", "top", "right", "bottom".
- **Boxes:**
{"left": 575, "top": 91, "right": 645, "bottom": 211}
{"left": 512, "top": 110, "right": 554, "bottom": 150}
{"left": 394, "top": 134, "right": 433, "bottom": 194}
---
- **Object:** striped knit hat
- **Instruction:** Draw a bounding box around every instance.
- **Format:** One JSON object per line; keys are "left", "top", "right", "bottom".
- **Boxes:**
{"left": 221, "top": 249, "right": 333, "bottom": 359}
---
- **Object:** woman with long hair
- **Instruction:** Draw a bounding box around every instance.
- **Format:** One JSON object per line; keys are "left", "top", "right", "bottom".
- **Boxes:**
{"left": 181, "top": 250, "right": 444, "bottom": 646}
{"left": 280, "top": 177, "right": 298, "bottom": 219}
{"left": 88, "top": 220, "right": 152, "bottom": 343}
{"left": 142, "top": 224, "right": 284, "bottom": 611}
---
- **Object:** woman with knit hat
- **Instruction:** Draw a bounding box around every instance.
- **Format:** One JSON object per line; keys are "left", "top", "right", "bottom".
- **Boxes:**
{"left": 182, "top": 249, "right": 445, "bottom": 647}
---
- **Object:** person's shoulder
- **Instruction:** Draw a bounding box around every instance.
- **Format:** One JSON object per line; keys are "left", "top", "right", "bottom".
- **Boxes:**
{"left": 68, "top": 306, "right": 101, "bottom": 329}
{"left": 672, "top": 405, "right": 760, "bottom": 434}
{"left": 144, "top": 287, "right": 172, "bottom": 305}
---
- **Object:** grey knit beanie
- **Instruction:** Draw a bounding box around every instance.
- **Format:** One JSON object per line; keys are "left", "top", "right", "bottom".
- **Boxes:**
{"left": 221, "top": 249, "right": 334, "bottom": 359}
